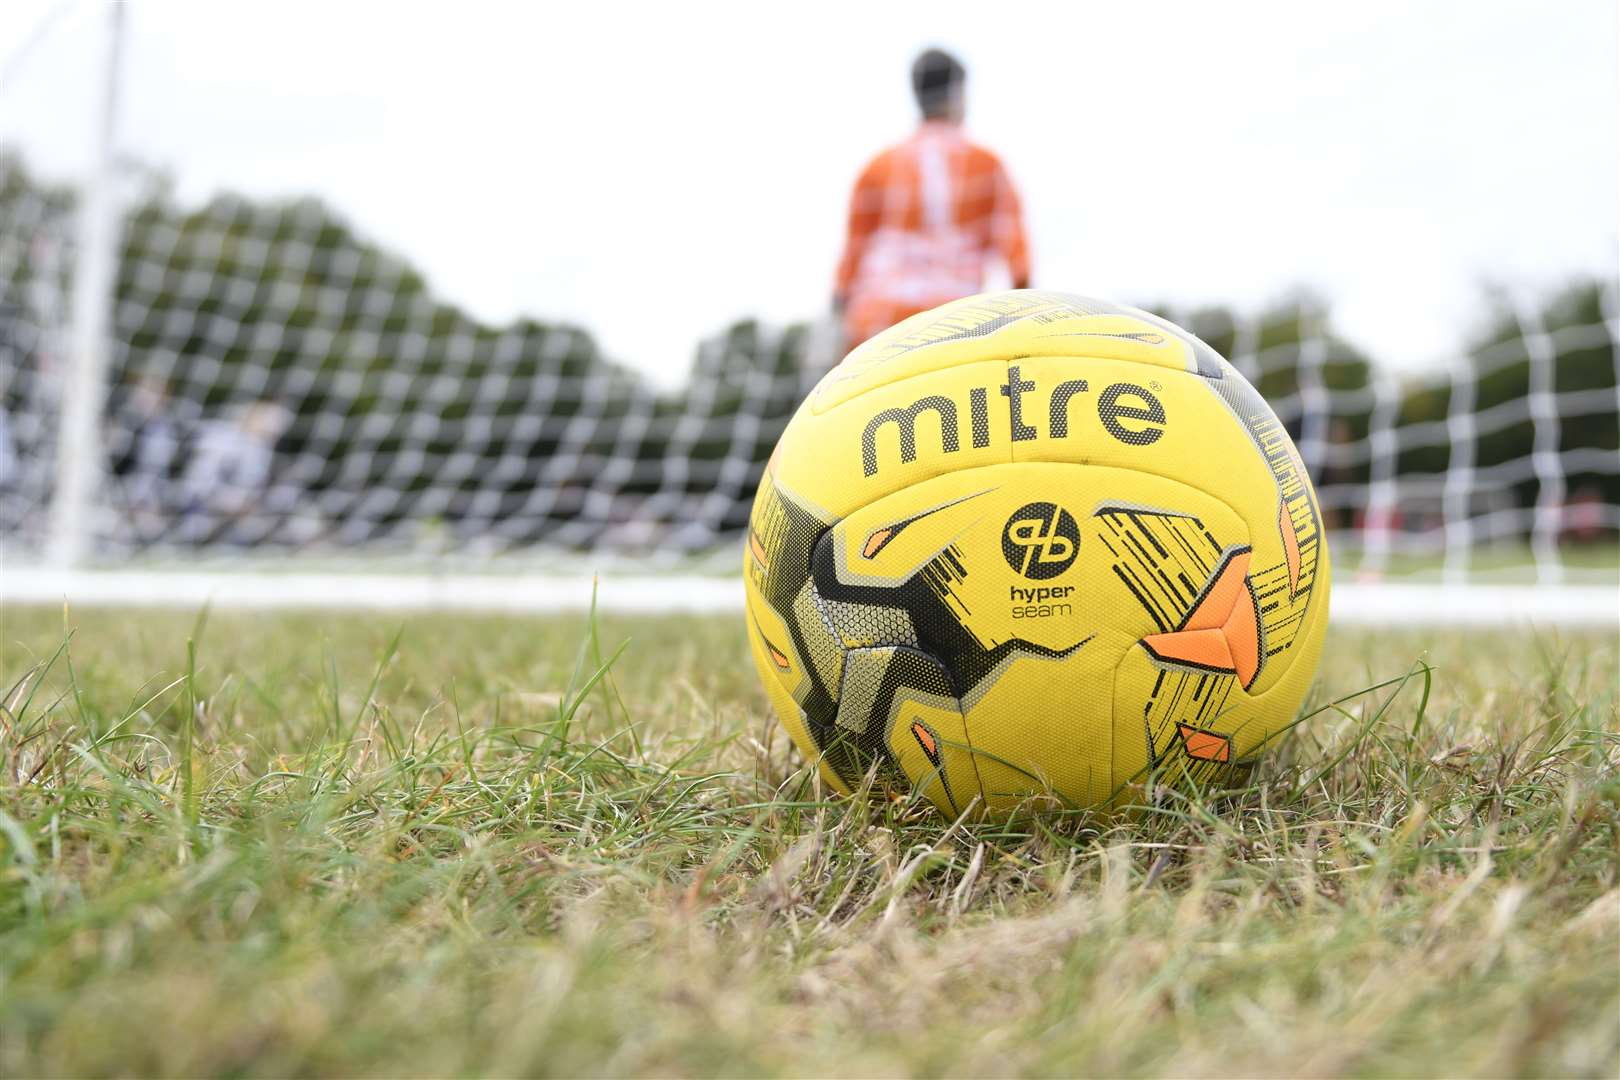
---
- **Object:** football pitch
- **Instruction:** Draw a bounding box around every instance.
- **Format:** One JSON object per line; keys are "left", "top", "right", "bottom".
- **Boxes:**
{"left": 2, "top": 606, "right": 1615, "bottom": 1077}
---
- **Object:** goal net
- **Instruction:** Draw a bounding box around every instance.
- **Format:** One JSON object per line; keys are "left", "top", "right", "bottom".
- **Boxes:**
{"left": 2, "top": 151, "right": 1617, "bottom": 616}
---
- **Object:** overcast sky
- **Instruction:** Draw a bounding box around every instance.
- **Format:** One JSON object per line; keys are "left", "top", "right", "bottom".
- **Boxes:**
{"left": 3, "top": 1, "right": 1617, "bottom": 387}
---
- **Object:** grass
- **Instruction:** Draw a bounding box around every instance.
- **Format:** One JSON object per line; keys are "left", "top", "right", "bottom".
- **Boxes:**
{"left": 1, "top": 603, "right": 1616, "bottom": 1078}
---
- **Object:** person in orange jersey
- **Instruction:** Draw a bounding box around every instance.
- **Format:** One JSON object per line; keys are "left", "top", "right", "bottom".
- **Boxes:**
{"left": 833, "top": 48, "right": 1031, "bottom": 349}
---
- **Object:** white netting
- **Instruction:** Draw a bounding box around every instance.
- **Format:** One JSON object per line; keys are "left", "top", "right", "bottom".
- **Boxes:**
{"left": 2, "top": 151, "right": 1617, "bottom": 580}
{"left": 1164, "top": 290, "right": 1620, "bottom": 581}
{"left": 2, "top": 155, "right": 813, "bottom": 560}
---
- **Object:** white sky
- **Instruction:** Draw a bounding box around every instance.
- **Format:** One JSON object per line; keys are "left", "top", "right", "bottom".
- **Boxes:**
{"left": 3, "top": 0, "right": 1617, "bottom": 387}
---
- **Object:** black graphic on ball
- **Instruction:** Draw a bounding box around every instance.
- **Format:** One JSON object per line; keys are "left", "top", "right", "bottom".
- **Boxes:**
{"left": 1001, "top": 502, "right": 1080, "bottom": 579}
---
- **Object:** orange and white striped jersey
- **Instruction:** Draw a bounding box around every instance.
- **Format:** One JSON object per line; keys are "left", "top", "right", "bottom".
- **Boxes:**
{"left": 834, "top": 121, "right": 1030, "bottom": 346}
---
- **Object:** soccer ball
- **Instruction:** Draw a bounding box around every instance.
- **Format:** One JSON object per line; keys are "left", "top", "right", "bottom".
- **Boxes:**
{"left": 744, "top": 291, "right": 1330, "bottom": 817}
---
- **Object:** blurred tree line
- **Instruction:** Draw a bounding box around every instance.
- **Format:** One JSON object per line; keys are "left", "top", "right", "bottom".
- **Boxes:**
{"left": 2, "top": 148, "right": 1614, "bottom": 548}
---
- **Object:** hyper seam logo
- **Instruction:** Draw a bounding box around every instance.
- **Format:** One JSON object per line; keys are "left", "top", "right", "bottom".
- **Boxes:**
{"left": 1001, "top": 502, "right": 1080, "bottom": 579}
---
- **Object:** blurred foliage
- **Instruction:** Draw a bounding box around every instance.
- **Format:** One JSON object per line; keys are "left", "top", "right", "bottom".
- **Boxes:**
{"left": 2, "top": 148, "right": 1615, "bottom": 546}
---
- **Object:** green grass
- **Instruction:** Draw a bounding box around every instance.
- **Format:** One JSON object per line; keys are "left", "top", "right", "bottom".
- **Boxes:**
{"left": 1, "top": 605, "right": 1616, "bottom": 1078}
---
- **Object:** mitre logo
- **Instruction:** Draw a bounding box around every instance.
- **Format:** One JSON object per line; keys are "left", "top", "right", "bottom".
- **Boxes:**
{"left": 1001, "top": 502, "right": 1080, "bottom": 579}
{"left": 859, "top": 366, "right": 1167, "bottom": 477}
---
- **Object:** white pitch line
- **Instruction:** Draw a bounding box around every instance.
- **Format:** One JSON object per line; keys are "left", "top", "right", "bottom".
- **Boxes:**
{"left": 0, "top": 568, "right": 741, "bottom": 614}
{"left": 1, "top": 568, "right": 1615, "bottom": 628}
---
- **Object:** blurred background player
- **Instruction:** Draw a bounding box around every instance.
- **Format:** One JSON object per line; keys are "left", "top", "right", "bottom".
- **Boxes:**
{"left": 177, "top": 400, "right": 292, "bottom": 544}
{"left": 112, "top": 374, "right": 181, "bottom": 541}
{"left": 832, "top": 48, "right": 1031, "bottom": 349}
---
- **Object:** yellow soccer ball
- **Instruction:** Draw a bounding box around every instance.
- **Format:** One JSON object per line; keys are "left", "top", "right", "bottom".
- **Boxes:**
{"left": 744, "top": 291, "right": 1331, "bottom": 817}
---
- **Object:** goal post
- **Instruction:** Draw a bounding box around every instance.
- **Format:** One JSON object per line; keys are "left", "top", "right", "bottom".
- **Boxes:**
{"left": 43, "top": 2, "right": 125, "bottom": 570}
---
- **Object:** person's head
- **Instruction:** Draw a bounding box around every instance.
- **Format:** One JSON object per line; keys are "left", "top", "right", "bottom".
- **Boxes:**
{"left": 129, "top": 373, "right": 170, "bottom": 416}
{"left": 911, "top": 48, "right": 965, "bottom": 122}
{"left": 239, "top": 400, "right": 293, "bottom": 443}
